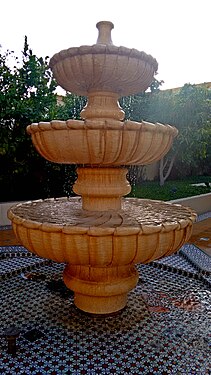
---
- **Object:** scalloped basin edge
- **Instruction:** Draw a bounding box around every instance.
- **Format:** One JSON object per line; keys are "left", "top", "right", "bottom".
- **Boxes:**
{"left": 27, "top": 120, "right": 178, "bottom": 166}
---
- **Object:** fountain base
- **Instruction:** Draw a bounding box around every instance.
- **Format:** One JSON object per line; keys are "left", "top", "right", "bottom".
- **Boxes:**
{"left": 63, "top": 264, "right": 139, "bottom": 314}
{"left": 74, "top": 294, "right": 127, "bottom": 315}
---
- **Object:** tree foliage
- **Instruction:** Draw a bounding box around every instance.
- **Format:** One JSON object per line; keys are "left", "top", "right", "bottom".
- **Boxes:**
{"left": 147, "top": 84, "right": 211, "bottom": 180}
{"left": 0, "top": 38, "right": 59, "bottom": 201}
{"left": 54, "top": 93, "right": 86, "bottom": 120}
{"left": 121, "top": 83, "right": 211, "bottom": 184}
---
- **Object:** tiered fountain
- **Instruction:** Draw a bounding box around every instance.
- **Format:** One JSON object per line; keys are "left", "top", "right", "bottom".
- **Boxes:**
{"left": 8, "top": 21, "right": 196, "bottom": 314}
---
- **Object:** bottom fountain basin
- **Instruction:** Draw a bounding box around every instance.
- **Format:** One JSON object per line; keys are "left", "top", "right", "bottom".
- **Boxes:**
{"left": 8, "top": 197, "right": 196, "bottom": 314}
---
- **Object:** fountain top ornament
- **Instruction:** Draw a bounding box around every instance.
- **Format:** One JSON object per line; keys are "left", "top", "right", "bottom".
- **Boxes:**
{"left": 49, "top": 21, "right": 158, "bottom": 96}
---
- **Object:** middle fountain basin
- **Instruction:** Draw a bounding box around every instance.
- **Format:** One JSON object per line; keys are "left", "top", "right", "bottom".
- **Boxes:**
{"left": 27, "top": 119, "right": 178, "bottom": 166}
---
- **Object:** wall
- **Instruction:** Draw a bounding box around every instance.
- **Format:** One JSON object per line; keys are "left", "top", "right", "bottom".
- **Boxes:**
{"left": 0, "top": 201, "right": 26, "bottom": 226}
{"left": 169, "top": 193, "right": 211, "bottom": 215}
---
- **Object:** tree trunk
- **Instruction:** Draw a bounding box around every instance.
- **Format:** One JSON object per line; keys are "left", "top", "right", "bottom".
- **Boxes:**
{"left": 159, "top": 154, "right": 176, "bottom": 186}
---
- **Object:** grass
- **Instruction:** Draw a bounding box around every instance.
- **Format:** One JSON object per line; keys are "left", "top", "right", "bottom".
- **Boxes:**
{"left": 129, "top": 176, "right": 211, "bottom": 201}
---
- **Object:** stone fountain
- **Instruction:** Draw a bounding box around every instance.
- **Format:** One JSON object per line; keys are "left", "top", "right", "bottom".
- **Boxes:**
{"left": 8, "top": 21, "right": 196, "bottom": 315}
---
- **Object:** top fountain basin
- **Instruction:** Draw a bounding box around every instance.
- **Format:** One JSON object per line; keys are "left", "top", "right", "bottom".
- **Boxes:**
{"left": 49, "top": 21, "right": 158, "bottom": 96}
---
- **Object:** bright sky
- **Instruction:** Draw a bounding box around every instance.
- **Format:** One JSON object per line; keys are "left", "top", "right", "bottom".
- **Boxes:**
{"left": 1, "top": 0, "right": 210, "bottom": 91}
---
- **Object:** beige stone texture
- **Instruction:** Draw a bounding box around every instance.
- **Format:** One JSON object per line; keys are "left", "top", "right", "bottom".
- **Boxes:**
{"left": 8, "top": 21, "right": 196, "bottom": 314}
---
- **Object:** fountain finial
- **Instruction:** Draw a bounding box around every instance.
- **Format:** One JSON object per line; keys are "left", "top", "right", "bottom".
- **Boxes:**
{"left": 96, "top": 21, "right": 114, "bottom": 45}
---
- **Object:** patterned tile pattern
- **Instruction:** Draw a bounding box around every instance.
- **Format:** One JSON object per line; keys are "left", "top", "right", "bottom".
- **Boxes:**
{"left": 0, "top": 246, "right": 52, "bottom": 281}
{"left": 0, "top": 214, "right": 210, "bottom": 374}
{"left": 180, "top": 243, "right": 211, "bottom": 274}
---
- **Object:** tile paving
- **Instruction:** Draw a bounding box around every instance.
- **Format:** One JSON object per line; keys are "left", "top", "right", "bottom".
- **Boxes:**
{"left": 0, "top": 213, "right": 210, "bottom": 374}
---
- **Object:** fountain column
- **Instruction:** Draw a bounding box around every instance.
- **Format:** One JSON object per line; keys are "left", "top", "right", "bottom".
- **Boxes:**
{"left": 73, "top": 167, "right": 131, "bottom": 211}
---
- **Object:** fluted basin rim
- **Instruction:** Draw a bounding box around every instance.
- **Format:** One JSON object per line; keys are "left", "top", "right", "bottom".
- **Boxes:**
{"left": 8, "top": 197, "right": 197, "bottom": 269}
{"left": 27, "top": 119, "right": 178, "bottom": 136}
{"left": 8, "top": 197, "right": 196, "bottom": 236}
{"left": 49, "top": 44, "right": 158, "bottom": 73}
{"left": 26, "top": 119, "right": 178, "bottom": 166}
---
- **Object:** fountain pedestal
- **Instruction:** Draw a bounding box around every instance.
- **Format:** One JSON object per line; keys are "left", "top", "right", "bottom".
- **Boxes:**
{"left": 64, "top": 264, "right": 138, "bottom": 314}
{"left": 81, "top": 91, "right": 125, "bottom": 121}
{"left": 73, "top": 167, "right": 130, "bottom": 211}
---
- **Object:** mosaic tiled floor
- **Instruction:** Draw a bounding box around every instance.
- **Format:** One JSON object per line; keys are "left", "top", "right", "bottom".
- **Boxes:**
{"left": 0, "top": 214, "right": 210, "bottom": 374}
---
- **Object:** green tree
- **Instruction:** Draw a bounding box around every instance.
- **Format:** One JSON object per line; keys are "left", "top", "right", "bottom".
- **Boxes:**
{"left": 119, "top": 77, "right": 164, "bottom": 121}
{"left": 55, "top": 93, "right": 86, "bottom": 120}
{"left": 172, "top": 84, "right": 211, "bottom": 175}
{"left": 0, "top": 37, "right": 59, "bottom": 201}
{"left": 148, "top": 84, "right": 211, "bottom": 183}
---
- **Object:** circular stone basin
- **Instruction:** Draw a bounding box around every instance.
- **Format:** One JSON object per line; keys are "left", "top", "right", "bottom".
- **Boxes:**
{"left": 27, "top": 120, "right": 178, "bottom": 166}
{"left": 49, "top": 44, "right": 158, "bottom": 96}
{"left": 8, "top": 197, "right": 196, "bottom": 266}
